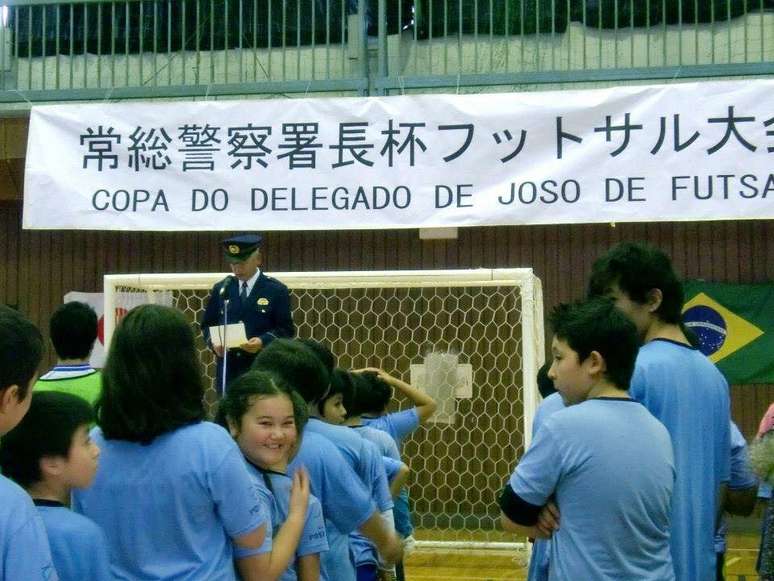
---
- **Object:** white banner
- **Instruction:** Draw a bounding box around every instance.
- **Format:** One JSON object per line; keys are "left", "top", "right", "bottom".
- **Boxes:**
{"left": 24, "top": 79, "right": 774, "bottom": 231}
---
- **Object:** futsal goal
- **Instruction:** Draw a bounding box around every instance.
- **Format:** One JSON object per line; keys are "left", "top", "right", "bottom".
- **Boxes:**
{"left": 104, "top": 268, "right": 544, "bottom": 551}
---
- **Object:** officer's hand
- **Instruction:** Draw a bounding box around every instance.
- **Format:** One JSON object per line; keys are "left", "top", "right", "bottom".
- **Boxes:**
{"left": 213, "top": 345, "right": 225, "bottom": 358}
{"left": 239, "top": 337, "right": 263, "bottom": 354}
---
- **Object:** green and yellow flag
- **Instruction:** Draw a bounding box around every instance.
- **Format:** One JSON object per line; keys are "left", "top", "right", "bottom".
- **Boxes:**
{"left": 682, "top": 280, "right": 774, "bottom": 384}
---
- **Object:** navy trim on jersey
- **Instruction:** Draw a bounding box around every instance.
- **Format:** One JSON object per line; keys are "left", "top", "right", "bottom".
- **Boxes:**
{"left": 588, "top": 397, "right": 636, "bottom": 402}
{"left": 32, "top": 498, "right": 65, "bottom": 508}
{"left": 499, "top": 484, "right": 542, "bottom": 526}
{"left": 650, "top": 338, "right": 697, "bottom": 350}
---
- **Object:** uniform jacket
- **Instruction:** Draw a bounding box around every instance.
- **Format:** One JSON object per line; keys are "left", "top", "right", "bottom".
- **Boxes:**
{"left": 202, "top": 272, "right": 294, "bottom": 348}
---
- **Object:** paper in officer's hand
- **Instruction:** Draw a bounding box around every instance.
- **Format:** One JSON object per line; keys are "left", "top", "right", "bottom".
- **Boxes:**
{"left": 207, "top": 322, "right": 248, "bottom": 349}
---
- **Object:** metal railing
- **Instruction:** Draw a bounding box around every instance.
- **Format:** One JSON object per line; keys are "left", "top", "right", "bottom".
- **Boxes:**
{"left": 377, "top": 0, "right": 774, "bottom": 94}
{"left": 0, "top": 0, "right": 771, "bottom": 109}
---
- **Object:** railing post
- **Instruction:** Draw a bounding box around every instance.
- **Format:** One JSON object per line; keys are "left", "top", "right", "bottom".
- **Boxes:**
{"left": 376, "top": 0, "right": 387, "bottom": 94}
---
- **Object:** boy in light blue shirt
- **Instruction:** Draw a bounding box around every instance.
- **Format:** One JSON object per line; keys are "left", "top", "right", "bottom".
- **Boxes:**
{"left": 0, "top": 391, "right": 111, "bottom": 581}
{"left": 500, "top": 299, "right": 675, "bottom": 581}
{"left": 0, "top": 305, "right": 58, "bottom": 581}
{"left": 359, "top": 366, "right": 437, "bottom": 570}
{"left": 526, "top": 364, "right": 565, "bottom": 581}
{"left": 321, "top": 369, "right": 409, "bottom": 581}
{"left": 589, "top": 242, "right": 731, "bottom": 581}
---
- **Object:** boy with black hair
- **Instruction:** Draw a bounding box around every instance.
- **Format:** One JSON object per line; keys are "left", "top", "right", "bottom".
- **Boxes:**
{"left": 340, "top": 371, "right": 409, "bottom": 498}
{"left": 358, "top": 368, "right": 437, "bottom": 441}
{"left": 298, "top": 338, "right": 336, "bottom": 376}
{"left": 36, "top": 301, "right": 101, "bottom": 405}
{"left": 252, "top": 340, "right": 402, "bottom": 581}
{"left": 0, "top": 391, "right": 111, "bottom": 581}
{"left": 588, "top": 241, "right": 731, "bottom": 581}
{"left": 536, "top": 363, "right": 556, "bottom": 399}
{"left": 321, "top": 369, "right": 409, "bottom": 581}
{"left": 0, "top": 305, "right": 58, "bottom": 580}
{"left": 500, "top": 298, "right": 675, "bottom": 580}
{"left": 357, "top": 368, "right": 437, "bottom": 561}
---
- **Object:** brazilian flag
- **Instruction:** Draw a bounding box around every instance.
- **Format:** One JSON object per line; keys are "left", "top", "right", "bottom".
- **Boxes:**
{"left": 682, "top": 280, "right": 774, "bottom": 384}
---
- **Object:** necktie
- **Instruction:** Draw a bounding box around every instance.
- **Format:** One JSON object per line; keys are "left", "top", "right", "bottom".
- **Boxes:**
{"left": 240, "top": 281, "right": 248, "bottom": 302}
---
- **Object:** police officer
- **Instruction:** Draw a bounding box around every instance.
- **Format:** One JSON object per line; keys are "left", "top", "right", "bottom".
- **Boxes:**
{"left": 201, "top": 234, "right": 295, "bottom": 394}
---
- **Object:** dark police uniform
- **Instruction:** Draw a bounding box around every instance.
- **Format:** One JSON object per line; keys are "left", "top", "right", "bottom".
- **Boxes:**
{"left": 201, "top": 235, "right": 295, "bottom": 394}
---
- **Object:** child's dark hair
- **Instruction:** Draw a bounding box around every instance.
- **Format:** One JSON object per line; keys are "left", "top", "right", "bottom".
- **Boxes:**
{"left": 50, "top": 301, "right": 98, "bottom": 360}
{"left": 252, "top": 339, "right": 330, "bottom": 404}
{"left": 298, "top": 338, "right": 336, "bottom": 374}
{"left": 354, "top": 371, "right": 393, "bottom": 416}
{"left": 97, "top": 304, "right": 205, "bottom": 444}
{"left": 216, "top": 370, "right": 308, "bottom": 434}
{"left": 548, "top": 298, "right": 640, "bottom": 390}
{"left": 0, "top": 305, "right": 43, "bottom": 399}
{"left": 587, "top": 242, "right": 684, "bottom": 324}
{"left": 536, "top": 363, "right": 556, "bottom": 398}
{"left": 319, "top": 368, "right": 355, "bottom": 418}
{"left": 0, "top": 391, "right": 94, "bottom": 488}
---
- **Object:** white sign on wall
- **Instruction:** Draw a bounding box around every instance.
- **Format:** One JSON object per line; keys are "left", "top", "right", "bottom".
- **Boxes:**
{"left": 63, "top": 291, "right": 173, "bottom": 368}
{"left": 24, "top": 79, "right": 774, "bottom": 231}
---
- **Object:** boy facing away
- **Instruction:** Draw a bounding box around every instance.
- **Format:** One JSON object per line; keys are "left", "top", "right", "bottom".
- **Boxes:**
{"left": 0, "top": 391, "right": 111, "bottom": 581}
{"left": 500, "top": 299, "right": 676, "bottom": 581}
{"left": 35, "top": 301, "right": 101, "bottom": 406}
{"left": 0, "top": 305, "right": 58, "bottom": 580}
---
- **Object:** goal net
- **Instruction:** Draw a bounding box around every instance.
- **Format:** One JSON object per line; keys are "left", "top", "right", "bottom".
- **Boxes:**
{"left": 104, "top": 269, "right": 544, "bottom": 550}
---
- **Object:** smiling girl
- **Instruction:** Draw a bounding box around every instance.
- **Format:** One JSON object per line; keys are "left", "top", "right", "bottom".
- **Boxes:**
{"left": 218, "top": 371, "right": 328, "bottom": 581}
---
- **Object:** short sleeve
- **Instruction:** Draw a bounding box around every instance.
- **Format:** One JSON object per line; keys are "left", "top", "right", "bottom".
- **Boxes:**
{"left": 508, "top": 422, "right": 563, "bottom": 507}
{"left": 729, "top": 423, "right": 756, "bottom": 490}
{"left": 3, "top": 510, "right": 59, "bottom": 581}
{"left": 290, "top": 434, "right": 375, "bottom": 535}
{"left": 362, "top": 440, "right": 393, "bottom": 512}
{"left": 297, "top": 495, "right": 329, "bottom": 557}
{"left": 382, "top": 457, "right": 403, "bottom": 482}
{"left": 210, "top": 444, "right": 270, "bottom": 540}
{"left": 380, "top": 435, "right": 401, "bottom": 462}
{"left": 385, "top": 409, "right": 421, "bottom": 443}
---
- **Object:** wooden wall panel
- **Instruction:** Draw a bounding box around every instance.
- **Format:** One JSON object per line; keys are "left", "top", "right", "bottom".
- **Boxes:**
{"left": 1, "top": 202, "right": 772, "bottom": 437}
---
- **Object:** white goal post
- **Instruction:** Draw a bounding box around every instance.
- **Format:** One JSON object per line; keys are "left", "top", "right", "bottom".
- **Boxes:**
{"left": 104, "top": 268, "right": 544, "bottom": 551}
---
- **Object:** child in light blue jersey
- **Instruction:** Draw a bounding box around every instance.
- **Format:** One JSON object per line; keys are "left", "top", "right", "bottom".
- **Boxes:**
{"left": 72, "top": 304, "right": 273, "bottom": 581}
{"left": 253, "top": 340, "right": 403, "bottom": 581}
{"left": 0, "top": 391, "right": 110, "bottom": 581}
{"left": 320, "top": 369, "right": 409, "bottom": 581}
{"left": 218, "top": 371, "right": 328, "bottom": 581}
{"left": 322, "top": 370, "right": 409, "bottom": 494}
{"left": 500, "top": 299, "right": 675, "bottom": 581}
{"left": 526, "top": 364, "right": 564, "bottom": 581}
{"left": 357, "top": 366, "right": 436, "bottom": 570}
{"left": 0, "top": 305, "right": 58, "bottom": 581}
{"left": 589, "top": 242, "right": 731, "bottom": 581}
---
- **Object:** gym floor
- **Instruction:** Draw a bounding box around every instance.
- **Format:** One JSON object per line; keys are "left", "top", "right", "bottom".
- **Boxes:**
{"left": 404, "top": 528, "right": 763, "bottom": 580}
